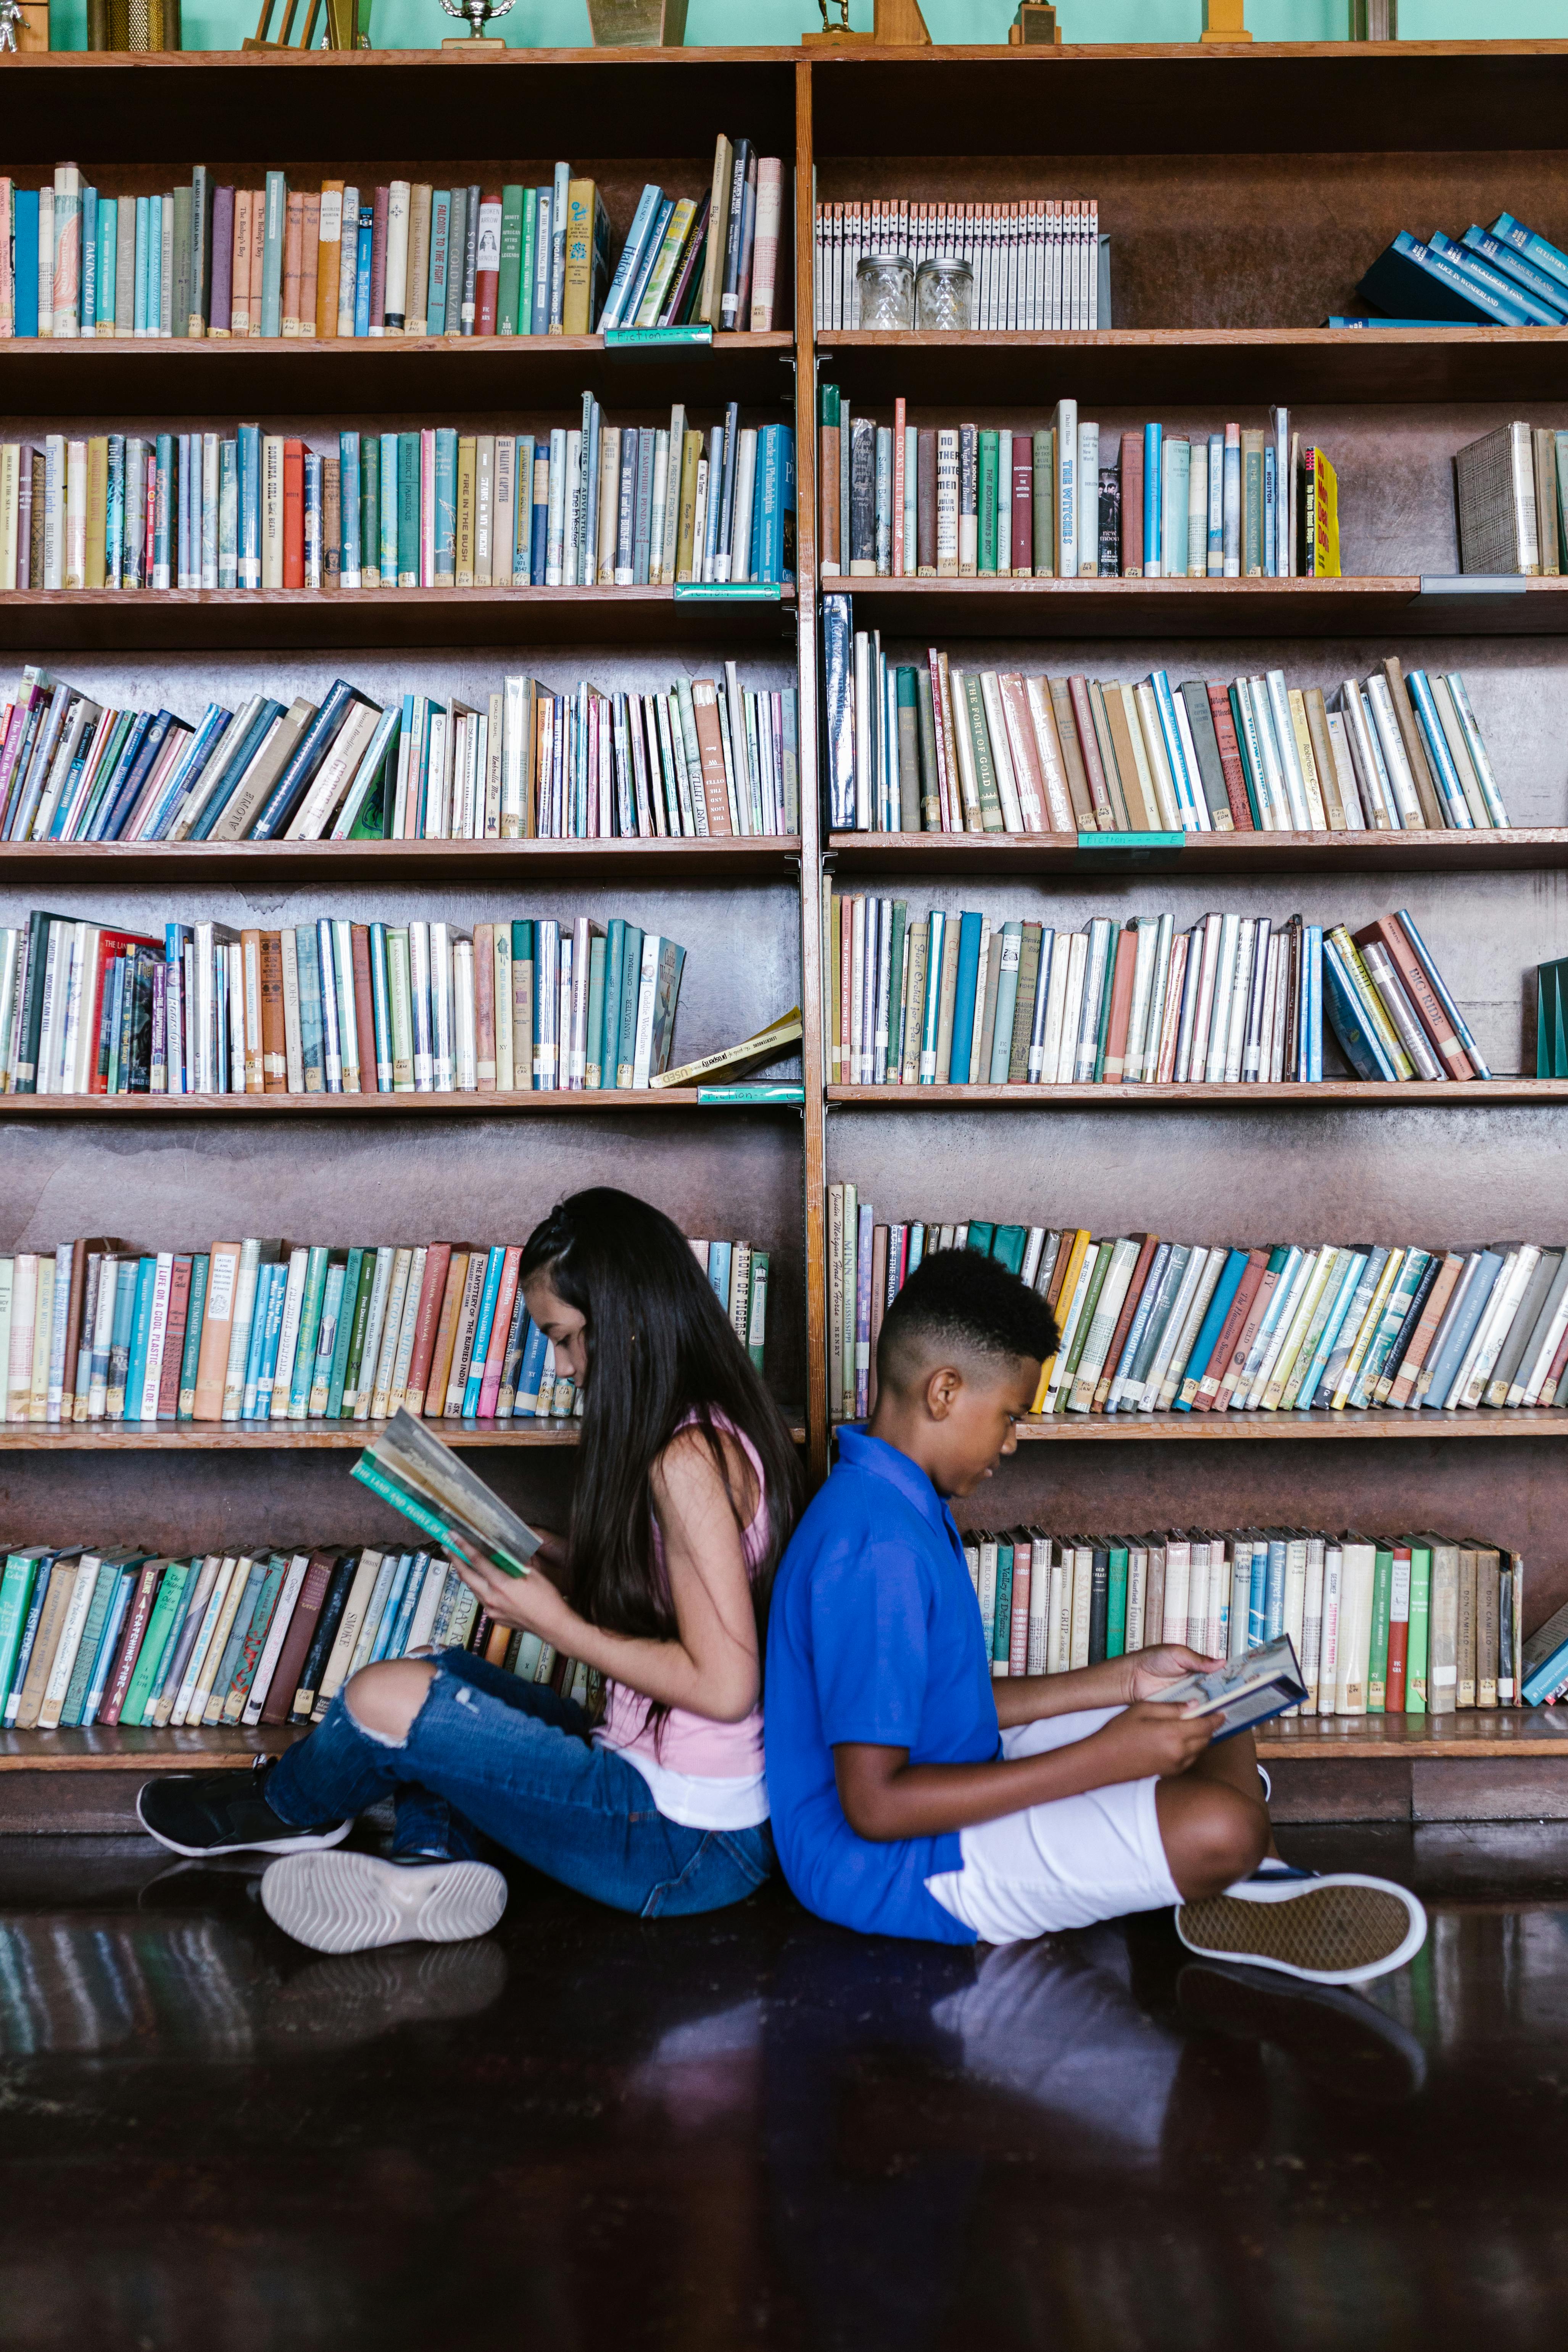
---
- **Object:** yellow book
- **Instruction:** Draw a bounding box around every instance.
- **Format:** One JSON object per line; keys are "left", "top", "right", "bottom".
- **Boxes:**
{"left": 85, "top": 437, "right": 108, "bottom": 589}
{"left": 1286, "top": 686, "right": 1327, "bottom": 828}
{"left": 634, "top": 196, "right": 698, "bottom": 328}
{"left": 455, "top": 435, "right": 477, "bottom": 586}
{"left": 316, "top": 180, "right": 345, "bottom": 340}
{"left": 675, "top": 429, "right": 702, "bottom": 582}
{"left": 561, "top": 177, "right": 602, "bottom": 337}
{"left": 1310, "top": 448, "right": 1341, "bottom": 579}
{"left": 1033, "top": 1229, "right": 1091, "bottom": 1413}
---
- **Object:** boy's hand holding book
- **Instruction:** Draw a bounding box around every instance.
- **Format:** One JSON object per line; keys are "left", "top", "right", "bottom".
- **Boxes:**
{"left": 1084, "top": 1698, "right": 1217, "bottom": 1785}
{"left": 1122, "top": 1643, "right": 1222, "bottom": 1701}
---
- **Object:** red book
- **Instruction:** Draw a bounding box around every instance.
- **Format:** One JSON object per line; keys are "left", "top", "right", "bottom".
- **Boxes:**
{"left": 1204, "top": 681, "right": 1257, "bottom": 832}
{"left": 86, "top": 930, "right": 160, "bottom": 1091}
{"left": 98, "top": 1561, "right": 164, "bottom": 1727}
{"left": 350, "top": 924, "right": 377, "bottom": 1095}
{"left": 1385, "top": 1545, "right": 1412, "bottom": 1712}
{"left": 1012, "top": 446, "right": 1033, "bottom": 576}
{"left": 260, "top": 1551, "right": 336, "bottom": 1725}
{"left": 1099, "top": 928, "right": 1139, "bottom": 1082}
{"left": 1066, "top": 675, "right": 1113, "bottom": 829}
{"left": 1213, "top": 1258, "right": 1283, "bottom": 1410}
{"left": 370, "top": 185, "right": 390, "bottom": 339}
{"left": 1192, "top": 1249, "right": 1269, "bottom": 1412}
{"left": 403, "top": 1242, "right": 453, "bottom": 1415}
{"left": 282, "top": 439, "right": 305, "bottom": 588}
{"left": 474, "top": 188, "right": 502, "bottom": 336}
{"left": 155, "top": 1256, "right": 193, "bottom": 1419}
{"left": 1119, "top": 430, "right": 1143, "bottom": 578}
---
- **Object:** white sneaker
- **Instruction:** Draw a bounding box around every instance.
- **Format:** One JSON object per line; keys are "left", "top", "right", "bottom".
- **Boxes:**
{"left": 1175, "top": 1862, "right": 1427, "bottom": 1988}
{"left": 260, "top": 1850, "right": 508, "bottom": 1955}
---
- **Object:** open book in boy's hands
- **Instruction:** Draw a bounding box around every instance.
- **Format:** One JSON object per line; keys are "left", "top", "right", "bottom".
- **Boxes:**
{"left": 1146, "top": 1635, "right": 1307, "bottom": 1742}
{"left": 351, "top": 1409, "right": 542, "bottom": 1580}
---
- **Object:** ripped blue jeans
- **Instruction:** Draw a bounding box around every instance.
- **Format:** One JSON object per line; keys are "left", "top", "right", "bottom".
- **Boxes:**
{"left": 264, "top": 1645, "right": 775, "bottom": 1920}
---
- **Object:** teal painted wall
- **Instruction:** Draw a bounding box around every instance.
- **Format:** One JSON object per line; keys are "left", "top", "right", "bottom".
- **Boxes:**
{"left": 38, "top": 0, "right": 1568, "bottom": 56}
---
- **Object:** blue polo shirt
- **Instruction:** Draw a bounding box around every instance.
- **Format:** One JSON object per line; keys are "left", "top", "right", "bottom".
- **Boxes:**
{"left": 764, "top": 1427, "right": 1001, "bottom": 1944}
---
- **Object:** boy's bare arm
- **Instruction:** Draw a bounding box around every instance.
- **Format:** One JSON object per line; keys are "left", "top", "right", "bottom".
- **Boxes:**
{"left": 834, "top": 1704, "right": 1215, "bottom": 1842}
{"left": 991, "top": 1644, "right": 1218, "bottom": 1729}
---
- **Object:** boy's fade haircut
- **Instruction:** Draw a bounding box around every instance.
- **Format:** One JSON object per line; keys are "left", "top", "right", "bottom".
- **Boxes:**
{"left": 876, "top": 1248, "right": 1060, "bottom": 1394}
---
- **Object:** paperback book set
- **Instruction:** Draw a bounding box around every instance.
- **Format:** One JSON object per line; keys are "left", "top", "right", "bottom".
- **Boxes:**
{"left": 956, "top": 1526, "right": 1522, "bottom": 1719}
{"left": 0, "top": 1228, "right": 768, "bottom": 1429}
{"left": 3, "top": 910, "right": 688, "bottom": 1099}
{"left": 0, "top": 402, "right": 797, "bottom": 594}
{"left": 0, "top": 665, "right": 798, "bottom": 846}
{"left": 823, "top": 896, "right": 1484, "bottom": 1089}
{"left": 827, "top": 1205, "right": 1568, "bottom": 1428}
{"left": 819, "top": 398, "right": 1335, "bottom": 581}
{"left": 813, "top": 195, "right": 1102, "bottom": 330}
{"left": 822, "top": 614, "right": 1509, "bottom": 836}
{"left": 0, "top": 143, "right": 785, "bottom": 342}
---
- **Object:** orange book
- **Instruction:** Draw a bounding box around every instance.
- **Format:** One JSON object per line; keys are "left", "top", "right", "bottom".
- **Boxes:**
{"left": 231, "top": 189, "right": 253, "bottom": 334}
{"left": 282, "top": 440, "right": 305, "bottom": 589}
{"left": 474, "top": 922, "right": 496, "bottom": 1091}
{"left": 401, "top": 1243, "right": 452, "bottom": 1415}
{"left": 1099, "top": 927, "right": 1139, "bottom": 1082}
{"left": 299, "top": 193, "right": 320, "bottom": 338}
{"left": 689, "top": 679, "right": 733, "bottom": 835}
{"left": 281, "top": 190, "right": 305, "bottom": 336}
{"left": 484, "top": 1620, "right": 512, "bottom": 1666}
{"left": 422, "top": 1251, "right": 470, "bottom": 1420}
{"left": 259, "top": 931, "right": 287, "bottom": 1093}
{"left": 316, "top": 180, "right": 345, "bottom": 339}
{"left": 350, "top": 925, "right": 377, "bottom": 1095}
{"left": 192, "top": 1242, "right": 242, "bottom": 1422}
{"left": 1386, "top": 1544, "right": 1411, "bottom": 1712}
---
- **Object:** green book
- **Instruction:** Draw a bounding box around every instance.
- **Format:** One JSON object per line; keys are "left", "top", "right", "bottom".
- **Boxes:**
{"left": 961, "top": 674, "right": 1006, "bottom": 832}
{"left": 171, "top": 184, "right": 193, "bottom": 342}
{"left": 122, "top": 1557, "right": 194, "bottom": 1727}
{"left": 915, "top": 669, "right": 941, "bottom": 829}
{"left": 337, "top": 1249, "right": 380, "bottom": 1418}
{"left": 967, "top": 1222, "right": 995, "bottom": 1257}
{"left": 60, "top": 1554, "right": 123, "bottom": 1727}
{"left": 1031, "top": 428, "right": 1054, "bottom": 576}
{"left": 326, "top": 1247, "right": 368, "bottom": 1420}
{"left": 221, "top": 1551, "right": 288, "bottom": 1721}
{"left": 615, "top": 922, "right": 643, "bottom": 1086}
{"left": 397, "top": 431, "right": 420, "bottom": 585}
{"left": 1406, "top": 1541, "right": 1431, "bottom": 1713}
{"left": 1056, "top": 1243, "right": 1114, "bottom": 1412}
{"left": 1226, "top": 685, "right": 1265, "bottom": 827}
{"left": 746, "top": 1249, "right": 767, "bottom": 1371}
{"left": 977, "top": 430, "right": 999, "bottom": 576}
{"left": 585, "top": 933, "right": 607, "bottom": 1089}
{"left": 992, "top": 1539, "right": 1014, "bottom": 1669}
{"left": 991, "top": 1225, "right": 1027, "bottom": 1276}
{"left": 1368, "top": 1546, "right": 1394, "bottom": 1713}
{"left": 360, "top": 432, "right": 380, "bottom": 585}
{"left": 885, "top": 900, "right": 907, "bottom": 1076}
{"left": 820, "top": 381, "right": 841, "bottom": 427}
{"left": 1107, "top": 1543, "right": 1129, "bottom": 1659}
{"left": 519, "top": 188, "right": 537, "bottom": 334}
{"left": 176, "top": 1254, "right": 210, "bottom": 1417}
{"left": 510, "top": 918, "right": 536, "bottom": 1086}
{"left": 602, "top": 920, "right": 625, "bottom": 1090}
{"left": 288, "top": 1245, "right": 332, "bottom": 1417}
{"left": 206, "top": 1557, "right": 268, "bottom": 1720}
{"left": 1243, "top": 433, "right": 1265, "bottom": 576}
{"left": 497, "top": 184, "right": 524, "bottom": 334}
{"left": 1090, "top": 926, "right": 1120, "bottom": 1082}
{"left": 895, "top": 668, "right": 920, "bottom": 832}
{"left": 0, "top": 1550, "right": 46, "bottom": 1713}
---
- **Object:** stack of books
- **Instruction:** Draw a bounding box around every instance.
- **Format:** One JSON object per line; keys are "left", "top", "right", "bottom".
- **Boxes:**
{"left": 957, "top": 1527, "right": 1522, "bottom": 1718}
{"left": 1353, "top": 213, "right": 1568, "bottom": 328}
{"left": 3, "top": 909, "right": 690, "bottom": 1099}
{"left": 0, "top": 143, "right": 784, "bottom": 341}
{"left": 0, "top": 403, "right": 796, "bottom": 595}
{"left": 0, "top": 666, "right": 798, "bottom": 845}
{"left": 0, "top": 1228, "right": 767, "bottom": 1429}
{"left": 827, "top": 1203, "right": 1568, "bottom": 1427}
{"left": 819, "top": 397, "right": 1331, "bottom": 581}
{"left": 813, "top": 196, "right": 1102, "bottom": 330}
{"left": 823, "top": 616, "right": 1509, "bottom": 835}
{"left": 824, "top": 897, "right": 1482, "bottom": 1089}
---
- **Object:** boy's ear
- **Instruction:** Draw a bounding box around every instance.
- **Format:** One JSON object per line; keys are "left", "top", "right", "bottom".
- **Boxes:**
{"left": 923, "top": 1363, "right": 964, "bottom": 1422}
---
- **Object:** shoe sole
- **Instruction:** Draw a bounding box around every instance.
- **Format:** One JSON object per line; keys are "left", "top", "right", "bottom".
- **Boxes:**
{"left": 259, "top": 1851, "right": 509, "bottom": 1955}
{"left": 135, "top": 1781, "right": 354, "bottom": 1860}
{"left": 1175, "top": 1873, "right": 1427, "bottom": 1987}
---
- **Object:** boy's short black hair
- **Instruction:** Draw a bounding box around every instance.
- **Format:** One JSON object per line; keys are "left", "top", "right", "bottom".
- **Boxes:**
{"left": 877, "top": 1248, "right": 1060, "bottom": 1392}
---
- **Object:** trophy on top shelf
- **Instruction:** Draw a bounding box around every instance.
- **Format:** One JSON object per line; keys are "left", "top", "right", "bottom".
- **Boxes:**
{"left": 803, "top": 0, "right": 931, "bottom": 41}
{"left": 435, "top": 0, "right": 514, "bottom": 44}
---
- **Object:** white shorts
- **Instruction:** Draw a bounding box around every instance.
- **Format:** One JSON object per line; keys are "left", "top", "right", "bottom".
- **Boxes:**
{"left": 924, "top": 1707, "right": 1182, "bottom": 1945}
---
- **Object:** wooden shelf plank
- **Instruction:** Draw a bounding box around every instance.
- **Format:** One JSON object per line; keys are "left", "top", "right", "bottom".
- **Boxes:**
{"left": 819, "top": 326, "right": 1568, "bottom": 408}
{"left": 3, "top": 837, "right": 801, "bottom": 886}
{"left": 0, "top": 584, "right": 796, "bottom": 654}
{"left": 832, "top": 1409, "right": 1568, "bottom": 1443}
{"left": 0, "top": 1416, "right": 806, "bottom": 1450}
{"left": 828, "top": 829, "right": 1568, "bottom": 876}
{"left": 0, "top": 332, "right": 796, "bottom": 416}
{"left": 829, "top": 1080, "right": 1565, "bottom": 1109}
{"left": 0, "top": 1088, "right": 809, "bottom": 1120}
{"left": 834, "top": 574, "right": 1568, "bottom": 640}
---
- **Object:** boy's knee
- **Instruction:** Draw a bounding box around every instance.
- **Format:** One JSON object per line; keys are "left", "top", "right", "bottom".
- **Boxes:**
{"left": 1162, "top": 1784, "right": 1269, "bottom": 1901}
{"left": 345, "top": 1659, "right": 438, "bottom": 1746}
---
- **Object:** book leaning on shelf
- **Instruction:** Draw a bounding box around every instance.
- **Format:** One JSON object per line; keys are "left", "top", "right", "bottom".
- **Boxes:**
{"left": 822, "top": 607, "right": 1509, "bottom": 835}
{"left": 823, "top": 896, "right": 1485, "bottom": 1088}
{"left": 1353, "top": 212, "right": 1568, "bottom": 329}
{"left": 0, "top": 142, "right": 785, "bottom": 343}
{"left": 3, "top": 910, "right": 690, "bottom": 1098}
{"left": 825, "top": 1198, "right": 1568, "bottom": 1429}
{"left": 819, "top": 395, "right": 1329, "bottom": 582}
{"left": 0, "top": 1230, "right": 768, "bottom": 1430}
{"left": 0, "top": 667, "right": 799, "bottom": 845}
{"left": 951, "top": 1527, "right": 1521, "bottom": 1719}
{"left": 1454, "top": 420, "right": 1568, "bottom": 577}
{"left": 0, "top": 403, "right": 796, "bottom": 595}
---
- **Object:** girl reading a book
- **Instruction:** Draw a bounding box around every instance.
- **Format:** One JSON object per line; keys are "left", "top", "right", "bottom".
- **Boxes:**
{"left": 137, "top": 1188, "right": 804, "bottom": 1955}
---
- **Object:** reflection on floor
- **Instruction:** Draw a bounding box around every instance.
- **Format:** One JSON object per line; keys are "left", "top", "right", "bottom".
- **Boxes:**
{"left": 2, "top": 1823, "right": 1567, "bottom": 2351}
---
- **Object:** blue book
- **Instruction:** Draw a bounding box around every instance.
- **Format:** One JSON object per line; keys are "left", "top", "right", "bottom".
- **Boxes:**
{"left": 122, "top": 1257, "right": 160, "bottom": 1421}
{"left": 1245, "top": 1541, "right": 1268, "bottom": 1651}
{"left": 1298, "top": 1250, "right": 1369, "bottom": 1411}
{"left": 1428, "top": 229, "right": 1563, "bottom": 326}
{"left": 236, "top": 423, "right": 261, "bottom": 588}
{"left": 461, "top": 1246, "right": 507, "bottom": 1416}
{"left": 602, "top": 921, "right": 626, "bottom": 1090}
{"left": 780, "top": 426, "right": 797, "bottom": 583}
{"left": 369, "top": 923, "right": 392, "bottom": 1087}
{"left": 1323, "top": 314, "right": 1466, "bottom": 328}
{"left": 368, "top": 1554, "right": 416, "bottom": 1663}
{"left": 1489, "top": 210, "right": 1568, "bottom": 295}
{"left": 1322, "top": 935, "right": 1399, "bottom": 1080}
{"left": 1302, "top": 925, "right": 1323, "bottom": 1082}
{"left": 947, "top": 911, "right": 985, "bottom": 1082}
{"left": 1175, "top": 1248, "right": 1250, "bottom": 1411}
{"left": 1263, "top": 1535, "right": 1287, "bottom": 1642}
{"left": 97, "top": 195, "right": 116, "bottom": 329}
{"left": 531, "top": 444, "right": 550, "bottom": 579}
{"left": 1149, "top": 670, "right": 1201, "bottom": 827}
{"left": 1358, "top": 230, "right": 1529, "bottom": 325}
{"left": 1396, "top": 907, "right": 1491, "bottom": 1078}
{"left": 707, "top": 1240, "right": 732, "bottom": 1310}
{"left": 599, "top": 182, "right": 664, "bottom": 330}
{"left": 187, "top": 697, "right": 284, "bottom": 840}
{"left": 240, "top": 1262, "right": 279, "bottom": 1419}
{"left": 89, "top": 709, "right": 176, "bottom": 843}
{"left": 294, "top": 924, "right": 324, "bottom": 1088}
{"left": 334, "top": 430, "right": 360, "bottom": 583}
{"left": 1404, "top": 669, "right": 1474, "bottom": 830}
{"left": 623, "top": 195, "right": 676, "bottom": 329}
{"left": 145, "top": 703, "right": 233, "bottom": 843}
{"left": 1460, "top": 225, "right": 1568, "bottom": 319}
{"left": 1421, "top": 1251, "right": 1503, "bottom": 1410}
{"left": 428, "top": 189, "right": 451, "bottom": 334}
{"left": 516, "top": 1319, "right": 550, "bottom": 1417}
{"left": 1262, "top": 443, "right": 1276, "bottom": 579}
{"left": 354, "top": 205, "right": 374, "bottom": 337}
{"left": 434, "top": 428, "right": 457, "bottom": 581}
{"left": 153, "top": 432, "right": 174, "bottom": 586}
{"left": 134, "top": 194, "right": 151, "bottom": 335}
{"left": 250, "top": 682, "right": 361, "bottom": 841}
{"left": 1143, "top": 420, "right": 1162, "bottom": 572}
{"left": 385, "top": 1552, "right": 432, "bottom": 1659}
{"left": 108, "top": 1258, "right": 143, "bottom": 1417}
{"left": 379, "top": 429, "right": 399, "bottom": 585}
{"left": 13, "top": 189, "right": 39, "bottom": 337}
{"left": 81, "top": 186, "right": 97, "bottom": 331}
{"left": 325, "top": 1248, "right": 364, "bottom": 1418}
{"left": 81, "top": 1561, "right": 142, "bottom": 1724}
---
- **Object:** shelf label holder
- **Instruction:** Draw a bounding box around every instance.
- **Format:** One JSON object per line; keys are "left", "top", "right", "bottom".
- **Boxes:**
{"left": 696, "top": 1082, "right": 805, "bottom": 1106}
{"left": 604, "top": 325, "right": 715, "bottom": 354}
{"left": 1415, "top": 575, "right": 1527, "bottom": 600}
{"left": 673, "top": 582, "right": 783, "bottom": 603}
{"left": 1075, "top": 829, "right": 1184, "bottom": 869}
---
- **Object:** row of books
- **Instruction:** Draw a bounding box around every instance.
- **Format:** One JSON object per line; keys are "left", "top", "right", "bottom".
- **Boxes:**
{"left": 826, "top": 1200, "right": 1568, "bottom": 1427}
{"left": 818, "top": 397, "right": 1331, "bottom": 584}
{"left": 3, "top": 911, "right": 690, "bottom": 1099}
{"left": 0, "top": 667, "right": 797, "bottom": 848}
{"left": 1359, "top": 213, "right": 1568, "bottom": 328}
{"left": 822, "top": 617, "right": 1510, "bottom": 837}
{"left": 0, "top": 1228, "right": 768, "bottom": 1428}
{"left": 0, "top": 144, "right": 784, "bottom": 342}
{"left": 823, "top": 898, "right": 1482, "bottom": 1089}
{"left": 0, "top": 405, "right": 798, "bottom": 593}
{"left": 958, "top": 1526, "right": 1522, "bottom": 1718}
{"left": 1455, "top": 421, "right": 1568, "bottom": 579}
{"left": 812, "top": 198, "right": 1102, "bottom": 331}
{"left": 0, "top": 1534, "right": 616, "bottom": 1743}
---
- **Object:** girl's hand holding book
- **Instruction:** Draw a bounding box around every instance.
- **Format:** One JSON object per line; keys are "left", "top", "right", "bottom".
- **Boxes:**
{"left": 447, "top": 1537, "right": 580, "bottom": 1650}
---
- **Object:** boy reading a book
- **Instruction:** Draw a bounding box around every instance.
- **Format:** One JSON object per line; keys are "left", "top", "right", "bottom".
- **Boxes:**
{"left": 765, "top": 1249, "right": 1426, "bottom": 1985}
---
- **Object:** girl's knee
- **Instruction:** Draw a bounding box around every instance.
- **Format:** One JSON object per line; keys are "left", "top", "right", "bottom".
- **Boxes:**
{"left": 345, "top": 1659, "right": 438, "bottom": 1746}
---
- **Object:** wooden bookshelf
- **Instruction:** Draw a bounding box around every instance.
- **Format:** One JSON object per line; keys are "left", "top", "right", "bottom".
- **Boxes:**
{"left": 0, "top": 1089, "right": 807, "bottom": 1119}
{"left": 827, "top": 1081, "right": 1568, "bottom": 1109}
{"left": 6, "top": 837, "right": 802, "bottom": 886}
{"left": 829, "top": 830, "right": 1568, "bottom": 876}
{"left": 0, "top": 1418, "right": 807, "bottom": 1449}
{"left": 832, "top": 576, "right": 1568, "bottom": 640}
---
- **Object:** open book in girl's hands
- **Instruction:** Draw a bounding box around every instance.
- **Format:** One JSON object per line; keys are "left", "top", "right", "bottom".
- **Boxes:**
{"left": 1147, "top": 1635, "right": 1307, "bottom": 1742}
{"left": 351, "top": 1410, "right": 542, "bottom": 1580}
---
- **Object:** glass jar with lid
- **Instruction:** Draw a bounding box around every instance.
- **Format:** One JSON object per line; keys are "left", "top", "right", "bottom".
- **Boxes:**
{"left": 915, "top": 257, "right": 974, "bottom": 331}
{"left": 855, "top": 253, "right": 914, "bottom": 330}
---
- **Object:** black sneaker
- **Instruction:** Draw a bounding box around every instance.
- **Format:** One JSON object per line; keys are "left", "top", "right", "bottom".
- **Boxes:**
{"left": 136, "top": 1757, "right": 353, "bottom": 1859}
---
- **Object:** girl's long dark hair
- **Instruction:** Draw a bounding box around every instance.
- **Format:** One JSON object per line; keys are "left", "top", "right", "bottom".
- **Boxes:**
{"left": 519, "top": 1189, "right": 803, "bottom": 1678}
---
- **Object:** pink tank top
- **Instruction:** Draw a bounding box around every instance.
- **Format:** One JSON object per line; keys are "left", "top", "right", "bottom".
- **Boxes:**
{"left": 595, "top": 1411, "right": 769, "bottom": 1809}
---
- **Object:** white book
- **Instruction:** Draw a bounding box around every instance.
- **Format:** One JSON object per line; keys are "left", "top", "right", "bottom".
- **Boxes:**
{"left": 346, "top": 1548, "right": 403, "bottom": 1682}
{"left": 1069, "top": 1542, "right": 1093, "bottom": 1669}
{"left": 1076, "top": 420, "right": 1099, "bottom": 574}
{"left": 1317, "top": 1543, "right": 1343, "bottom": 1714}
{"left": 1335, "top": 1540, "right": 1377, "bottom": 1714}
{"left": 368, "top": 1249, "right": 414, "bottom": 1420}
{"left": 1365, "top": 672, "right": 1425, "bottom": 829}
{"left": 1046, "top": 1541, "right": 1072, "bottom": 1673}
{"left": 387, "top": 1246, "right": 427, "bottom": 1414}
{"left": 349, "top": 1248, "right": 397, "bottom": 1419}
{"left": 220, "top": 1239, "right": 264, "bottom": 1421}
{"left": 38, "top": 1555, "right": 102, "bottom": 1729}
{"left": 1138, "top": 1248, "right": 1212, "bottom": 1413}
{"left": 171, "top": 1553, "right": 239, "bottom": 1726}
{"left": 241, "top": 1549, "right": 313, "bottom": 1726}
{"left": 1244, "top": 1249, "right": 1320, "bottom": 1411}
{"left": 1163, "top": 1535, "right": 1192, "bottom": 1645}
{"left": 407, "top": 1559, "right": 450, "bottom": 1652}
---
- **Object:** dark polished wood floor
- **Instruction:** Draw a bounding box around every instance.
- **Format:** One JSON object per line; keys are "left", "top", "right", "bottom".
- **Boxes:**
{"left": 2, "top": 1824, "right": 1566, "bottom": 2351}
